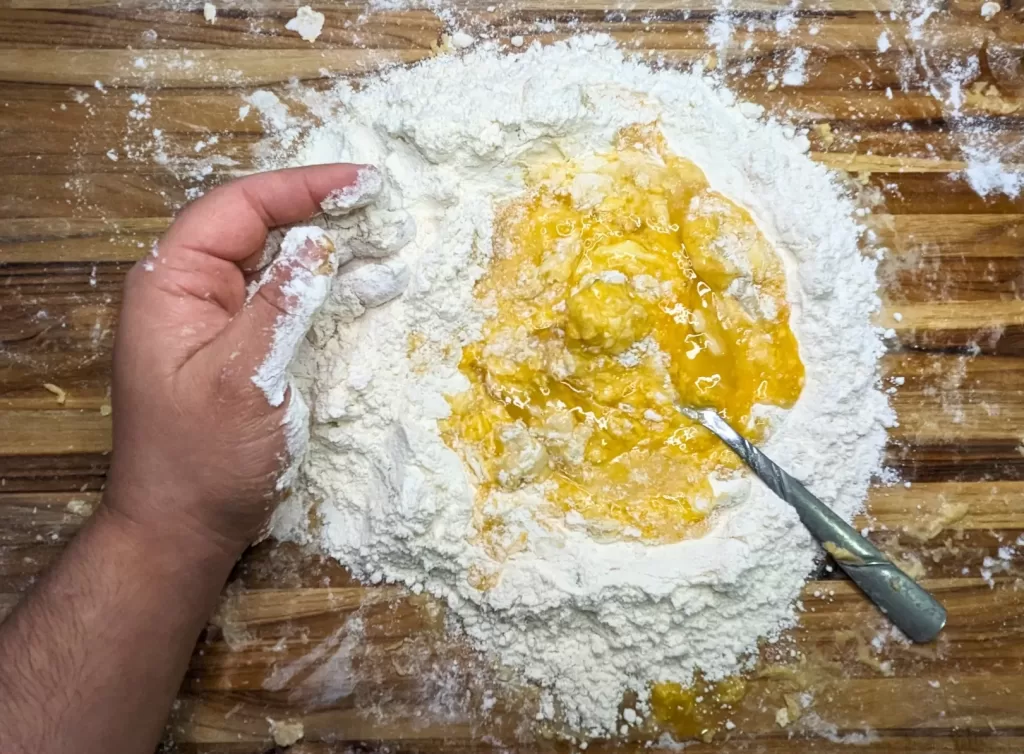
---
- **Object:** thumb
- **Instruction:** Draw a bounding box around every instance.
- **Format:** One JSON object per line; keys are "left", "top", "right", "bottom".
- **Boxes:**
{"left": 224, "top": 226, "right": 338, "bottom": 407}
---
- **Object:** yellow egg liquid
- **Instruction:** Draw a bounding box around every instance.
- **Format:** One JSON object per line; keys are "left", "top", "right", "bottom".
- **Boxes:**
{"left": 442, "top": 127, "right": 804, "bottom": 546}
{"left": 649, "top": 674, "right": 748, "bottom": 742}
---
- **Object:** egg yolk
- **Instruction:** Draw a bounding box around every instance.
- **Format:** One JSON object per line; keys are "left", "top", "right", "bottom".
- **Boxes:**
{"left": 441, "top": 126, "right": 804, "bottom": 546}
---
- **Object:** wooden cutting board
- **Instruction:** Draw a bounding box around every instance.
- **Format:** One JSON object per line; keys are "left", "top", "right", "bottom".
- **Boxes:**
{"left": 2, "top": 1, "right": 1024, "bottom": 751}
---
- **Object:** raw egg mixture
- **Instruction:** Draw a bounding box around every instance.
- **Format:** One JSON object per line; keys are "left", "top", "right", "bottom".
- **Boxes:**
{"left": 442, "top": 127, "right": 805, "bottom": 551}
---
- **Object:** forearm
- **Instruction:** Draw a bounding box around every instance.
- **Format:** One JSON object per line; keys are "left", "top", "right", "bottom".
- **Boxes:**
{"left": 0, "top": 493, "right": 240, "bottom": 754}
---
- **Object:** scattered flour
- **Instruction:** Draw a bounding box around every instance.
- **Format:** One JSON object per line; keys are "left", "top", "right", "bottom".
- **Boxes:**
{"left": 65, "top": 498, "right": 96, "bottom": 517}
{"left": 245, "top": 36, "right": 889, "bottom": 735}
{"left": 782, "top": 48, "right": 809, "bottom": 86}
{"left": 774, "top": 12, "right": 798, "bottom": 35}
{"left": 286, "top": 6, "right": 326, "bottom": 42}
{"left": 705, "top": 14, "right": 734, "bottom": 59}
{"left": 963, "top": 145, "right": 1024, "bottom": 198}
{"left": 246, "top": 90, "right": 292, "bottom": 133}
{"left": 450, "top": 30, "right": 476, "bottom": 49}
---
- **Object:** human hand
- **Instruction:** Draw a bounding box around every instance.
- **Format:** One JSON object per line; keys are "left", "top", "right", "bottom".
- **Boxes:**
{"left": 105, "top": 165, "right": 376, "bottom": 558}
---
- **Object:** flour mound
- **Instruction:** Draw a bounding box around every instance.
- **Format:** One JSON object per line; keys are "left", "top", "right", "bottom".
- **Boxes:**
{"left": 253, "top": 36, "right": 890, "bottom": 734}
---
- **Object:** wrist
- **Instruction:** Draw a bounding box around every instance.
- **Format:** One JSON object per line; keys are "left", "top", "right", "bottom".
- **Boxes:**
{"left": 97, "top": 480, "right": 248, "bottom": 570}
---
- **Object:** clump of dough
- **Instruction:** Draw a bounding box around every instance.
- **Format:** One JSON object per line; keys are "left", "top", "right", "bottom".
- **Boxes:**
{"left": 286, "top": 6, "right": 325, "bottom": 42}
{"left": 267, "top": 718, "right": 304, "bottom": 747}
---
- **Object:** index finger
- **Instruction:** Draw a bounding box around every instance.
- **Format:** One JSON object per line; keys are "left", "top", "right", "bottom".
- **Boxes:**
{"left": 161, "top": 164, "right": 370, "bottom": 263}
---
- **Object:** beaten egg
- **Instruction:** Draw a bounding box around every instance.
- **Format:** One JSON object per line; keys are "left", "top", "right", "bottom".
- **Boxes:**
{"left": 442, "top": 126, "right": 804, "bottom": 547}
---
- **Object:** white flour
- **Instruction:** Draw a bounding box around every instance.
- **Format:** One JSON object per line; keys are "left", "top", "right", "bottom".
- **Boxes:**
{"left": 249, "top": 36, "right": 890, "bottom": 734}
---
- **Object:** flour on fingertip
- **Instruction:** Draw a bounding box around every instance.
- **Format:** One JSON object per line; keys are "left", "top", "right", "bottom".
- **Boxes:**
{"left": 321, "top": 167, "right": 384, "bottom": 215}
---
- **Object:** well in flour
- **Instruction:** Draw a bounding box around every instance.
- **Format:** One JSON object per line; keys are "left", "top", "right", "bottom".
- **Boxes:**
{"left": 441, "top": 125, "right": 805, "bottom": 558}
{"left": 246, "top": 35, "right": 890, "bottom": 736}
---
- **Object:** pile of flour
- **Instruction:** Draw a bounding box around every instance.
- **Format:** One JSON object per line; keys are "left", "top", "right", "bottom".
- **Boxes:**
{"left": 248, "top": 36, "right": 891, "bottom": 734}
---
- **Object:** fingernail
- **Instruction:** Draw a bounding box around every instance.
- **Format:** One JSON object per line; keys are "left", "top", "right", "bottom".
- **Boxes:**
{"left": 279, "top": 226, "right": 336, "bottom": 275}
{"left": 321, "top": 165, "right": 383, "bottom": 216}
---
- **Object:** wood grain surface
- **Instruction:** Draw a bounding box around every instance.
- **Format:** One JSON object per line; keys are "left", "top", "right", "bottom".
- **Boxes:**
{"left": 2, "top": 0, "right": 1024, "bottom": 751}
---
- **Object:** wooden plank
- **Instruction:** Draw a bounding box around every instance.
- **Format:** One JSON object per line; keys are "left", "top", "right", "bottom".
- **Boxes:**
{"left": 0, "top": 8, "right": 443, "bottom": 50}
{"left": 0, "top": 260, "right": 122, "bottom": 392}
{"left": 0, "top": 15, "right": 1009, "bottom": 97}
{"left": 0, "top": 0, "right": 904, "bottom": 11}
{"left": 0, "top": 409, "right": 112, "bottom": 454}
{"left": 1, "top": 519, "right": 1014, "bottom": 589}
{"left": 0, "top": 173, "right": 187, "bottom": 218}
{"left": 0, "top": 48, "right": 430, "bottom": 87}
{"left": 882, "top": 301, "right": 1024, "bottom": 355}
{"left": 0, "top": 9, "right": 999, "bottom": 56}
{"left": 888, "top": 443, "right": 1024, "bottom": 484}
{"left": 868, "top": 173, "right": 1024, "bottom": 215}
{"left": 864, "top": 481, "right": 1024, "bottom": 530}
{"left": 0, "top": 382, "right": 111, "bottom": 411}
{"left": 0, "top": 217, "right": 167, "bottom": 263}
{"left": 0, "top": 453, "right": 110, "bottom": 494}
{"left": 0, "top": 89, "right": 260, "bottom": 142}
{"left": 880, "top": 215, "right": 1024, "bottom": 259}
{"left": 815, "top": 130, "right": 1024, "bottom": 163}
{"left": 814, "top": 152, "right": 970, "bottom": 173}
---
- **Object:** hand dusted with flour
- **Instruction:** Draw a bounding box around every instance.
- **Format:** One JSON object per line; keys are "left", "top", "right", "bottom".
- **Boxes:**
{"left": 110, "top": 165, "right": 365, "bottom": 551}
{"left": 246, "top": 37, "right": 891, "bottom": 734}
